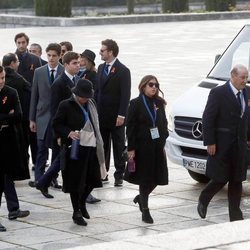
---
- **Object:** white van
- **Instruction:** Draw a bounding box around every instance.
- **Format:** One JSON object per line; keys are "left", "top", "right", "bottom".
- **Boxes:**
{"left": 165, "top": 24, "right": 250, "bottom": 183}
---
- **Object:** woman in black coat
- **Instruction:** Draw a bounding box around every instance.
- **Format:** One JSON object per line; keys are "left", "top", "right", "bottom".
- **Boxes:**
{"left": 124, "top": 75, "right": 169, "bottom": 224}
{"left": 53, "top": 79, "right": 106, "bottom": 226}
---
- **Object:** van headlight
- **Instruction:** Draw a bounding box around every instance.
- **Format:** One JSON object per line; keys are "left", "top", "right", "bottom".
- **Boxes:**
{"left": 168, "top": 114, "right": 174, "bottom": 132}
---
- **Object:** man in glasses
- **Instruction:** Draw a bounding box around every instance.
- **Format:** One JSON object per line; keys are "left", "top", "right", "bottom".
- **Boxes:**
{"left": 95, "top": 39, "right": 131, "bottom": 187}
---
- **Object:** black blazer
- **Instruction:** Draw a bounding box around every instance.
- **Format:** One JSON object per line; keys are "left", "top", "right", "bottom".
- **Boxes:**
{"left": 95, "top": 59, "right": 131, "bottom": 129}
{"left": 202, "top": 81, "right": 249, "bottom": 182}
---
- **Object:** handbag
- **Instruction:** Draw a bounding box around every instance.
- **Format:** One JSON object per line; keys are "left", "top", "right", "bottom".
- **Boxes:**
{"left": 79, "top": 119, "right": 96, "bottom": 147}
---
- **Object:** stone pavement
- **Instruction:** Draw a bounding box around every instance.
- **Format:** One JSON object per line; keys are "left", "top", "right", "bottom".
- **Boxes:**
{"left": 1, "top": 19, "right": 250, "bottom": 249}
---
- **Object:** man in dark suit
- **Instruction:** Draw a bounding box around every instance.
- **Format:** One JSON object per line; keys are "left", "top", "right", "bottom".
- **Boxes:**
{"left": 34, "top": 51, "right": 80, "bottom": 198}
{"left": 14, "top": 32, "right": 42, "bottom": 168}
{"left": 29, "top": 43, "right": 64, "bottom": 198}
{"left": 95, "top": 39, "right": 131, "bottom": 186}
{"left": 198, "top": 64, "right": 249, "bottom": 222}
{"left": 0, "top": 66, "right": 30, "bottom": 231}
{"left": 2, "top": 53, "right": 31, "bottom": 220}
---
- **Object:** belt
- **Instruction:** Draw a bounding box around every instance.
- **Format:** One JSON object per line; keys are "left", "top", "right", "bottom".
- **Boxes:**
{"left": 0, "top": 125, "right": 9, "bottom": 131}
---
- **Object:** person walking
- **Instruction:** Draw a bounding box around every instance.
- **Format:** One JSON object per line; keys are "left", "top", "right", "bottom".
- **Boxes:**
{"left": 2, "top": 53, "right": 31, "bottom": 220}
{"left": 53, "top": 79, "right": 106, "bottom": 226}
{"left": 0, "top": 66, "right": 30, "bottom": 231}
{"left": 95, "top": 39, "right": 131, "bottom": 186}
{"left": 29, "top": 43, "right": 64, "bottom": 198}
{"left": 197, "top": 64, "right": 249, "bottom": 222}
{"left": 124, "top": 75, "right": 169, "bottom": 224}
{"left": 14, "top": 32, "right": 42, "bottom": 168}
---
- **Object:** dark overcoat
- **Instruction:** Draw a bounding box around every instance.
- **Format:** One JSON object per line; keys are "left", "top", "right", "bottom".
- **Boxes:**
{"left": 124, "top": 95, "right": 169, "bottom": 185}
{"left": 52, "top": 97, "right": 102, "bottom": 193}
{"left": 202, "top": 81, "right": 249, "bottom": 182}
{"left": 95, "top": 59, "right": 131, "bottom": 129}
{"left": 0, "top": 85, "right": 30, "bottom": 180}
{"left": 79, "top": 70, "right": 97, "bottom": 90}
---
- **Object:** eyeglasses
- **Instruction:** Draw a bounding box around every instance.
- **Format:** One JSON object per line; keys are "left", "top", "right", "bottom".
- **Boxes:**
{"left": 147, "top": 82, "right": 159, "bottom": 88}
{"left": 100, "top": 49, "right": 108, "bottom": 53}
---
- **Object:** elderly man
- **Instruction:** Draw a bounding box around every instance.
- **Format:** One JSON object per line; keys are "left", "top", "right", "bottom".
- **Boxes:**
{"left": 198, "top": 64, "right": 250, "bottom": 222}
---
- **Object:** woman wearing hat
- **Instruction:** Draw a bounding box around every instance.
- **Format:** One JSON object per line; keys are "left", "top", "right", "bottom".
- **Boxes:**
{"left": 53, "top": 79, "right": 106, "bottom": 226}
{"left": 78, "top": 49, "right": 97, "bottom": 90}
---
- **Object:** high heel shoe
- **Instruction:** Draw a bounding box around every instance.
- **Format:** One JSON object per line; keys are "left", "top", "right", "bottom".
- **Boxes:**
{"left": 142, "top": 208, "right": 154, "bottom": 224}
{"left": 72, "top": 211, "right": 87, "bottom": 226}
{"left": 80, "top": 206, "right": 90, "bottom": 219}
{"left": 133, "top": 195, "right": 142, "bottom": 212}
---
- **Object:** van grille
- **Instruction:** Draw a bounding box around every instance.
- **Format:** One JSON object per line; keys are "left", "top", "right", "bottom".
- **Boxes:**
{"left": 180, "top": 146, "right": 207, "bottom": 160}
{"left": 174, "top": 116, "right": 203, "bottom": 140}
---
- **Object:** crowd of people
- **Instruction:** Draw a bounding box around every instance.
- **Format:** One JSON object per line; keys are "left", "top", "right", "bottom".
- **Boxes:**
{"left": 0, "top": 32, "right": 248, "bottom": 231}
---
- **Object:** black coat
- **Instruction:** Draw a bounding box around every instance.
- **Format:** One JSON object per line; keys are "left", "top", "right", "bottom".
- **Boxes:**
{"left": 124, "top": 95, "right": 169, "bottom": 185}
{"left": 52, "top": 97, "right": 102, "bottom": 193}
{"left": 5, "top": 67, "right": 31, "bottom": 121}
{"left": 202, "top": 81, "right": 249, "bottom": 182}
{"left": 95, "top": 59, "right": 131, "bottom": 129}
{"left": 79, "top": 70, "right": 97, "bottom": 90}
{"left": 16, "top": 50, "right": 42, "bottom": 85}
{"left": 0, "top": 85, "right": 30, "bottom": 180}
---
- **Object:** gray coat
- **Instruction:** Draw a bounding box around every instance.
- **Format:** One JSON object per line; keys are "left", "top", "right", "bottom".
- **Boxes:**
{"left": 29, "top": 64, "right": 64, "bottom": 140}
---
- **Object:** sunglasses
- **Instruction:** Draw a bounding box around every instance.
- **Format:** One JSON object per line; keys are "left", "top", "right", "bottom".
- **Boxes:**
{"left": 147, "top": 82, "right": 159, "bottom": 88}
{"left": 100, "top": 49, "right": 108, "bottom": 53}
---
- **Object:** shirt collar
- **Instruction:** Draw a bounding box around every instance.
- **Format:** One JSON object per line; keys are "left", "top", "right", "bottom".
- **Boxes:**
{"left": 48, "top": 64, "right": 59, "bottom": 72}
{"left": 229, "top": 81, "right": 241, "bottom": 96}
{"left": 65, "top": 70, "right": 74, "bottom": 81}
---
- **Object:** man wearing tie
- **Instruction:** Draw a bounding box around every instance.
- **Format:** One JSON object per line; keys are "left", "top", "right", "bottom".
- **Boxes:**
{"left": 198, "top": 64, "right": 250, "bottom": 222}
{"left": 29, "top": 43, "right": 64, "bottom": 197}
{"left": 95, "top": 39, "right": 131, "bottom": 186}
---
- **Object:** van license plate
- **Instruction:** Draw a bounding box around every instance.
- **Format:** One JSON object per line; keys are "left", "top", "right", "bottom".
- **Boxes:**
{"left": 183, "top": 159, "right": 206, "bottom": 170}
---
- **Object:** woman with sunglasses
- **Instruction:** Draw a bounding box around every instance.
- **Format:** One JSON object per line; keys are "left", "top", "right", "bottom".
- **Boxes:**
{"left": 124, "top": 75, "right": 169, "bottom": 224}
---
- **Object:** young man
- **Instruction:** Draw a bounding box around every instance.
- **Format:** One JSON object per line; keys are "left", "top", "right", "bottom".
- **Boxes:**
{"left": 95, "top": 39, "right": 131, "bottom": 186}
{"left": 29, "top": 43, "right": 64, "bottom": 198}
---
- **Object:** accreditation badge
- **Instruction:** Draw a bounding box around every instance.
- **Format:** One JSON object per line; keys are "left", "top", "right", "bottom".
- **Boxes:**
{"left": 150, "top": 127, "right": 160, "bottom": 140}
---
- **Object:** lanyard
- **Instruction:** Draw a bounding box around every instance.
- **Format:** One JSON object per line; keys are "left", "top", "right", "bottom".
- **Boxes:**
{"left": 79, "top": 105, "right": 89, "bottom": 122}
{"left": 142, "top": 94, "right": 157, "bottom": 127}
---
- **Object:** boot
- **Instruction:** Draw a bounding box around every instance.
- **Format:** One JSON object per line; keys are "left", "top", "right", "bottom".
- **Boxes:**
{"left": 133, "top": 195, "right": 142, "bottom": 212}
{"left": 142, "top": 208, "right": 154, "bottom": 224}
{"left": 72, "top": 211, "right": 87, "bottom": 226}
{"left": 80, "top": 205, "right": 90, "bottom": 219}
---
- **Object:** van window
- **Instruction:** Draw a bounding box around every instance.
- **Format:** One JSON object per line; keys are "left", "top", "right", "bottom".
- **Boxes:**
{"left": 208, "top": 25, "right": 250, "bottom": 82}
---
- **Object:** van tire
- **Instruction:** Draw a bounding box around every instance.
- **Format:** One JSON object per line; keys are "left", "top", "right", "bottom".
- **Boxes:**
{"left": 188, "top": 170, "right": 209, "bottom": 183}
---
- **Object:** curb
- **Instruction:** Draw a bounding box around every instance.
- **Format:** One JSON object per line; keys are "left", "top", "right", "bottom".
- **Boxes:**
{"left": 0, "top": 11, "right": 250, "bottom": 27}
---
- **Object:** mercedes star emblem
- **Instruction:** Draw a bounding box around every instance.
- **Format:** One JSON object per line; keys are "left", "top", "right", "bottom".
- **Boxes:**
{"left": 192, "top": 121, "right": 202, "bottom": 139}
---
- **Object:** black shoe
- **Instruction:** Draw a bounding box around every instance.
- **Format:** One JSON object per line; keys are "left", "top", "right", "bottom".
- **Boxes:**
{"left": 0, "top": 223, "right": 6, "bottom": 232}
{"left": 8, "top": 209, "right": 30, "bottom": 220}
{"left": 101, "top": 175, "right": 109, "bottom": 184}
{"left": 86, "top": 194, "right": 101, "bottom": 204}
{"left": 50, "top": 179, "right": 62, "bottom": 189}
{"left": 28, "top": 181, "right": 37, "bottom": 188}
{"left": 36, "top": 184, "right": 54, "bottom": 199}
{"left": 142, "top": 208, "right": 154, "bottom": 224}
{"left": 114, "top": 178, "right": 123, "bottom": 187}
{"left": 133, "top": 195, "right": 142, "bottom": 212}
{"left": 80, "top": 206, "right": 90, "bottom": 219}
{"left": 72, "top": 211, "right": 87, "bottom": 226}
{"left": 197, "top": 201, "right": 207, "bottom": 219}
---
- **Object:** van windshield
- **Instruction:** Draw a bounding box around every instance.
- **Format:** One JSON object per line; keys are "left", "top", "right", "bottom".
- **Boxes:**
{"left": 208, "top": 25, "right": 250, "bottom": 82}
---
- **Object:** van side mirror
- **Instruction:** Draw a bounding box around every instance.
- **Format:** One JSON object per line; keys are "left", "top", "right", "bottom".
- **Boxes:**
{"left": 214, "top": 54, "right": 221, "bottom": 64}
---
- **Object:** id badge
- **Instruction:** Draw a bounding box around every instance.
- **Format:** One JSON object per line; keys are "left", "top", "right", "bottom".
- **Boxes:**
{"left": 150, "top": 127, "right": 160, "bottom": 140}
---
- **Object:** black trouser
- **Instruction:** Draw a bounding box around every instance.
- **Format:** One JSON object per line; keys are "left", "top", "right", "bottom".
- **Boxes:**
{"left": 4, "top": 175, "right": 19, "bottom": 212}
{"left": 70, "top": 186, "right": 93, "bottom": 213}
{"left": 100, "top": 125, "right": 125, "bottom": 180}
{"left": 199, "top": 179, "right": 243, "bottom": 221}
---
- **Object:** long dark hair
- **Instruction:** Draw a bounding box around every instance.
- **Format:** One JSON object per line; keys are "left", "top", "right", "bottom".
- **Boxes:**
{"left": 138, "top": 75, "right": 167, "bottom": 106}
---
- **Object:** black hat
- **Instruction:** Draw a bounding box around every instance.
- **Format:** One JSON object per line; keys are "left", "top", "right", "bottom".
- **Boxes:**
{"left": 80, "top": 49, "right": 96, "bottom": 65}
{"left": 72, "top": 79, "right": 94, "bottom": 98}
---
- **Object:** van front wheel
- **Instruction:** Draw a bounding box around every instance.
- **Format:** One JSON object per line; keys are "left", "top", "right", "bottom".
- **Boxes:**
{"left": 188, "top": 170, "right": 209, "bottom": 183}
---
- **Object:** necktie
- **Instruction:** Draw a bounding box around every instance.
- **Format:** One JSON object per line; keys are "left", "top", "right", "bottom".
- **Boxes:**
{"left": 104, "top": 64, "right": 109, "bottom": 76}
{"left": 236, "top": 91, "right": 242, "bottom": 110}
{"left": 72, "top": 76, "right": 75, "bottom": 85}
{"left": 50, "top": 69, "right": 55, "bottom": 83}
